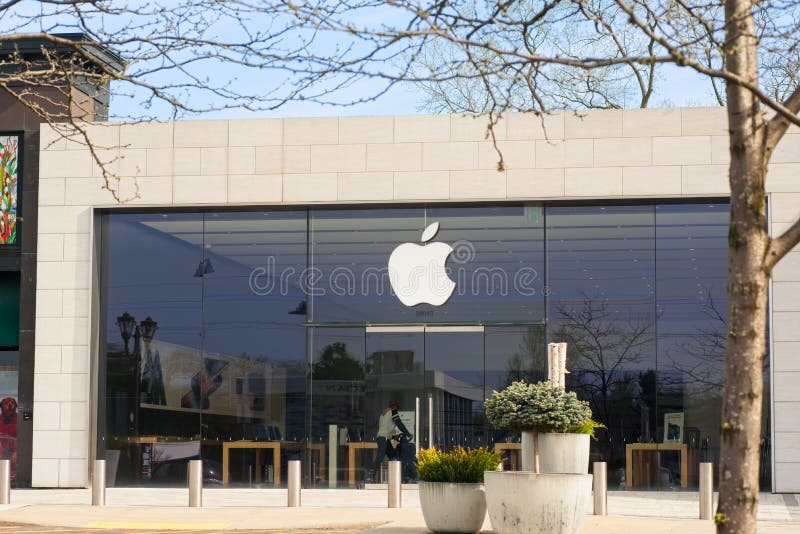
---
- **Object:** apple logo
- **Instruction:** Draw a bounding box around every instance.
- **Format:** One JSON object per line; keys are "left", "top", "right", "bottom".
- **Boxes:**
{"left": 388, "top": 221, "right": 456, "bottom": 306}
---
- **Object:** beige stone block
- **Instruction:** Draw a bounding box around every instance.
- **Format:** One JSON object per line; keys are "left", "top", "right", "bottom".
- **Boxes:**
{"left": 773, "top": 282, "right": 800, "bottom": 312}
{"left": 229, "top": 119, "right": 282, "bottom": 146}
{"left": 255, "top": 146, "right": 283, "bottom": 174}
{"left": 564, "top": 167, "right": 623, "bottom": 197}
{"left": 229, "top": 147, "right": 256, "bottom": 174}
{"left": 39, "top": 178, "right": 65, "bottom": 206}
{"left": 59, "top": 403, "right": 89, "bottom": 431}
{"left": 90, "top": 148, "right": 121, "bottom": 177}
{"left": 122, "top": 176, "right": 173, "bottom": 205}
{"left": 36, "top": 290, "right": 63, "bottom": 318}
{"left": 771, "top": 193, "right": 800, "bottom": 223}
{"left": 120, "top": 122, "right": 172, "bottom": 149}
{"left": 654, "top": 136, "right": 711, "bottom": 165}
{"left": 37, "top": 234, "right": 64, "bottom": 262}
{"left": 62, "top": 290, "right": 89, "bottom": 318}
{"left": 40, "top": 124, "right": 66, "bottom": 151}
{"left": 38, "top": 206, "right": 90, "bottom": 234}
{"left": 32, "top": 459, "right": 60, "bottom": 487}
{"left": 339, "top": 116, "right": 394, "bottom": 144}
{"left": 773, "top": 135, "right": 800, "bottom": 164}
{"left": 366, "top": 143, "right": 422, "bottom": 172}
{"left": 174, "top": 148, "right": 201, "bottom": 175}
{"left": 283, "top": 173, "right": 338, "bottom": 202}
{"left": 506, "top": 112, "right": 564, "bottom": 141}
{"left": 118, "top": 148, "right": 147, "bottom": 177}
{"left": 201, "top": 147, "right": 228, "bottom": 175}
{"left": 284, "top": 117, "right": 338, "bottom": 145}
{"left": 422, "top": 142, "right": 478, "bottom": 171}
{"left": 146, "top": 148, "right": 173, "bottom": 176}
{"left": 450, "top": 170, "right": 506, "bottom": 199}
{"left": 228, "top": 174, "right": 282, "bottom": 203}
{"left": 32, "top": 402, "right": 60, "bottom": 431}
{"left": 59, "top": 458, "right": 88, "bottom": 487}
{"left": 60, "top": 346, "right": 89, "bottom": 374}
{"left": 64, "top": 123, "right": 120, "bottom": 150}
{"left": 507, "top": 169, "right": 565, "bottom": 198}
{"left": 174, "top": 119, "right": 228, "bottom": 147}
{"left": 594, "top": 138, "right": 652, "bottom": 167}
{"left": 767, "top": 164, "right": 800, "bottom": 193}
{"left": 394, "top": 115, "right": 450, "bottom": 142}
{"left": 479, "top": 141, "right": 535, "bottom": 170}
{"left": 681, "top": 165, "right": 729, "bottom": 195}
{"left": 282, "top": 146, "right": 309, "bottom": 173}
{"left": 35, "top": 317, "right": 88, "bottom": 346}
{"left": 450, "top": 115, "right": 506, "bottom": 141}
{"left": 711, "top": 136, "right": 729, "bottom": 165}
{"left": 393, "top": 171, "right": 449, "bottom": 200}
{"left": 34, "top": 347, "right": 61, "bottom": 374}
{"left": 775, "top": 373, "right": 800, "bottom": 402}
{"left": 173, "top": 175, "right": 227, "bottom": 204}
{"left": 337, "top": 172, "right": 394, "bottom": 201}
{"left": 565, "top": 110, "right": 622, "bottom": 138}
{"left": 774, "top": 312, "right": 800, "bottom": 341}
{"left": 774, "top": 251, "right": 800, "bottom": 281}
{"left": 311, "top": 144, "right": 366, "bottom": 173}
{"left": 39, "top": 150, "right": 92, "bottom": 178}
{"left": 682, "top": 107, "right": 728, "bottom": 135}
{"left": 774, "top": 342, "right": 800, "bottom": 372}
{"left": 623, "top": 166, "right": 681, "bottom": 196}
{"left": 774, "top": 432, "right": 800, "bottom": 462}
{"left": 64, "top": 177, "right": 118, "bottom": 206}
{"left": 536, "top": 139, "right": 593, "bottom": 168}
{"left": 622, "top": 108, "right": 681, "bottom": 137}
{"left": 32, "top": 430, "right": 88, "bottom": 459}
{"left": 62, "top": 234, "right": 89, "bottom": 262}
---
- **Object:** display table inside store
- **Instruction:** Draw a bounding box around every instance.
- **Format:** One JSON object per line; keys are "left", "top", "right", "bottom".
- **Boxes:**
{"left": 348, "top": 442, "right": 377, "bottom": 486}
{"left": 222, "top": 441, "right": 312, "bottom": 486}
{"left": 625, "top": 443, "right": 691, "bottom": 488}
{"left": 493, "top": 442, "right": 521, "bottom": 471}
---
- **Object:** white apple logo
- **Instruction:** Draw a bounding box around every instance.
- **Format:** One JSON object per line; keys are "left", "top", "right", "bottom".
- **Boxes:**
{"left": 388, "top": 221, "right": 456, "bottom": 306}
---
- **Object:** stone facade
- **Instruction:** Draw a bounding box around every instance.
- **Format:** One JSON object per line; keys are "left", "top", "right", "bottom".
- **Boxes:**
{"left": 34, "top": 107, "right": 800, "bottom": 491}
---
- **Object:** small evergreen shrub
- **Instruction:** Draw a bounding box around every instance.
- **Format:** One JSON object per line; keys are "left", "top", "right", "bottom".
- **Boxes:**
{"left": 417, "top": 447, "right": 501, "bottom": 483}
{"left": 568, "top": 418, "right": 605, "bottom": 438}
{"left": 484, "top": 380, "right": 592, "bottom": 433}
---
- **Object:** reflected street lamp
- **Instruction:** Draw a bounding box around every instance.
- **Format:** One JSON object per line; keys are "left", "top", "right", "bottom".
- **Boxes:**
{"left": 115, "top": 313, "right": 159, "bottom": 435}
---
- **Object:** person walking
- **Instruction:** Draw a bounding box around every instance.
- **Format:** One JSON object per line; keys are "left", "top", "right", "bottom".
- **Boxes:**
{"left": 366, "top": 400, "right": 412, "bottom": 483}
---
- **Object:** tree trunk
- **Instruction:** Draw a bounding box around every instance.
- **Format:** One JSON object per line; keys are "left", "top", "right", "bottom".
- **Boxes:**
{"left": 717, "top": 2, "right": 770, "bottom": 533}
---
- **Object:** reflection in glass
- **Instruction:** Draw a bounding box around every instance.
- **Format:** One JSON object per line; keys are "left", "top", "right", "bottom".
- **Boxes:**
{"left": 547, "top": 205, "right": 657, "bottom": 488}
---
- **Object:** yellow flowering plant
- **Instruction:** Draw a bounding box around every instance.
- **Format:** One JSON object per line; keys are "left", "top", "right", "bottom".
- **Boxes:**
{"left": 416, "top": 446, "right": 501, "bottom": 483}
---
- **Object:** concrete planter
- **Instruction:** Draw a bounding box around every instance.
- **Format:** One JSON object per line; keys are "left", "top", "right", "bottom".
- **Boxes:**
{"left": 419, "top": 481, "right": 487, "bottom": 533}
{"left": 484, "top": 471, "right": 592, "bottom": 534}
{"left": 521, "top": 431, "right": 590, "bottom": 474}
{"left": 537, "top": 433, "right": 590, "bottom": 474}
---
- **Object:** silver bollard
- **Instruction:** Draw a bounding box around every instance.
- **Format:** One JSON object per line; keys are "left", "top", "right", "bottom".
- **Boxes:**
{"left": 0, "top": 459, "right": 9, "bottom": 504}
{"left": 288, "top": 460, "right": 301, "bottom": 507}
{"left": 699, "top": 462, "right": 713, "bottom": 520}
{"left": 387, "top": 460, "right": 401, "bottom": 508}
{"left": 92, "top": 459, "right": 106, "bottom": 506}
{"left": 593, "top": 462, "right": 607, "bottom": 516}
{"left": 188, "top": 459, "right": 203, "bottom": 508}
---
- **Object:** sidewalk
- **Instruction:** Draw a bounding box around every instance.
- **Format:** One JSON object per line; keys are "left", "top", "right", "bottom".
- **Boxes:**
{"left": 0, "top": 488, "right": 795, "bottom": 532}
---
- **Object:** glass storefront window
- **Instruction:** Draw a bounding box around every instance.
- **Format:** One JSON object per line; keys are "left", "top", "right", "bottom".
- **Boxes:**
{"left": 96, "top": 200, "right": 759, "bottom": 491}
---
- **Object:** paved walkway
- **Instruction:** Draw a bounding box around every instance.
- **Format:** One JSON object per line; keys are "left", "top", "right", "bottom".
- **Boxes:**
{"left": 0, "top": 488, "right": 795, "bottom": 532}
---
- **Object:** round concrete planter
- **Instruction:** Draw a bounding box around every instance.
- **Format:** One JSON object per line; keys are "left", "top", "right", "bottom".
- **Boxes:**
{"left": 538, "top": 433, "right": 590, "bottom": 474}
{"left": 520, "top": 432, "right": 590, "bottom": 474}
{"left": 419, "top": 481, "right": 487, "bottom": 533}
{"left": 484, "top": 471, "right": 592, "bottom": 534}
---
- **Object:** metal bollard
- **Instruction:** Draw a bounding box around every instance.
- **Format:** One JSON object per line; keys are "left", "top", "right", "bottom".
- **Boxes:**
{"left": 387, "top": 460, "right": 401, "bottom": 508}
{"left": 699, "top": 462, "right": 713, "bottom": 520}
{"left": 92, "top": 459, "right": 106, "bottom": 506}
{"left": 0, "top": 459, "right": 9, "bottom": 504}
{"left": 287, "top": 460, "right": 301, "bottom": 507}
{"left": 188, "top": 460, "right": 203, "bottom": 508}
{"left": 593, "top": 462, "right": 607, "bottom": 516}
